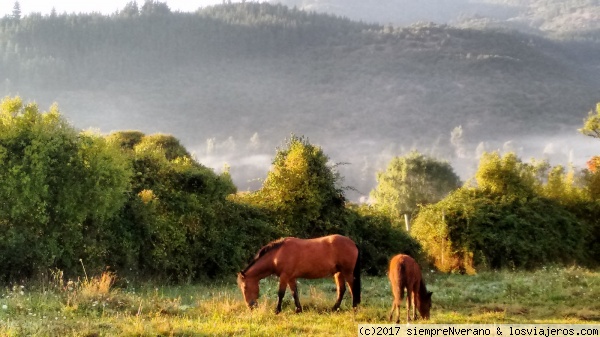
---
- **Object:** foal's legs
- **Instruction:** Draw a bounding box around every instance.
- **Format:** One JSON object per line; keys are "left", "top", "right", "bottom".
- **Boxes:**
{"left": 389, "top": 282, "right": 403, "bottom": 323}
{"left": 332, "top": 272, "right": 346, "bottom": 311}
{"left": 389, "top": 298, "right": 400, "bottom": 323}
{"left": 406, "top": 290, "right": 413, "bottom": 322}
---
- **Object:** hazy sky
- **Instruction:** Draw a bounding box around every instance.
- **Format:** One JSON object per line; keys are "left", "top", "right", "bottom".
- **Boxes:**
{"left": 1, "top": 1, "right": 243, "bottom": 17}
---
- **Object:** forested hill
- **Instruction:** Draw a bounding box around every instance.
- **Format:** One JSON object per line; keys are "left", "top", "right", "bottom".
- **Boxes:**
{"left": 1, "top": 2, "right": 598, "bottom": 198}
{"left": 272, "top": 0, "right": 600, "bottom": 39}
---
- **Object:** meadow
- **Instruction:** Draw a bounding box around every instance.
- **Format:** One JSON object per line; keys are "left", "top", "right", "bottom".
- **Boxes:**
{"left": 0, "top": 267, "right": 598, "bottom": 337}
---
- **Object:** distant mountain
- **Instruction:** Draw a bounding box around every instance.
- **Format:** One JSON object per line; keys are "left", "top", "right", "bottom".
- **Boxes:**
{"left": 1, "top": 3, "right": 598, "bottom": 200}
{"left": 271, "top": 0, "right": 600, "bottom": 37}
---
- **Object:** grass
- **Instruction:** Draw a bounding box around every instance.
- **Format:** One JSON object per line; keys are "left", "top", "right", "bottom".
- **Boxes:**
{"left": 0, "top": 267, "right": 599, "bottom": 336}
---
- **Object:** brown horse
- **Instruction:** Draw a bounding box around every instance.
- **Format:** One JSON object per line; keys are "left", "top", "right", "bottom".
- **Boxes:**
{"left": 237, "top": 234, "right": 361, "bottom": 314}
{"left": 388, "top": 254, "right": 432, "bottom": 323}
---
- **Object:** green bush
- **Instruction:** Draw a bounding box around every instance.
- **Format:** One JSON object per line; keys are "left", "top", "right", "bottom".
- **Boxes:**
{"left": 411, "top": 152, "right": 593, "bottom": 273}
{"left": 103, "top": 131, "right": 272, "bottom": 281}
{"left": 0, "top": 97, "right": 131, "bottom": 280}
{"left": 412, "top": 187, "right": 588, "bottom": 273}
{"left": 233, "top": 135, "right": 346, "bottom": 237}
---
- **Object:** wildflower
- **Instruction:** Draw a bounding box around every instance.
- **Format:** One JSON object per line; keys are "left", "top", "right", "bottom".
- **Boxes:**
{"left": 1, "top": 304, "right": 7, "bottom": 310}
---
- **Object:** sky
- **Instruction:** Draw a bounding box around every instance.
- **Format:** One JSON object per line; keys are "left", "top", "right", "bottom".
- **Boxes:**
{"left": 1, "top": 0, "right": 242, "bottom": 17}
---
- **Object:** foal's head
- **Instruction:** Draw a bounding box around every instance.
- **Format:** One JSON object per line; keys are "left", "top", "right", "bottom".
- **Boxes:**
{"left": 237, "top": 272, "right": 259, "bottom": 309}
{"left": 418, "top": 291, "right": 433, "bottom": 319}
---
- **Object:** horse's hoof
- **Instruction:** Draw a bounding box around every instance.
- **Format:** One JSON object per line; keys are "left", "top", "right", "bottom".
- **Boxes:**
{"left": 275, "top": 309, "right": 281, "bottom": 315}
{"left": 295, "top": 307, "right": 303, "bottom": 313}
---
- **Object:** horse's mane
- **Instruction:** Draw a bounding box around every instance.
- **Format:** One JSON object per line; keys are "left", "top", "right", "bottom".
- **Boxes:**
{"left": 241, "top": 238, "right": 287, "bottom": 274}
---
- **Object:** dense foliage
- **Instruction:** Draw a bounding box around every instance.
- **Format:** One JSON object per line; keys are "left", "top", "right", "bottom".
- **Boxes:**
{"left": 0, "top": 101, "right": 422, "bottom": 281}
{"left": 0, "top": 97, "right": 278, "bottom": 281}
{"left": 233, "top": 135, "right": 345, "bottom": 236}
{"left": 90, "top": 130, "right": 276, "bottom": 281}
{"left": 411, "top": 152, "right": 599, "bottom": 273}
{"left": 0, "top": 97, "right": 131, "bottom": 280}
{"left": 2, "top": 95, "right": 600, "bottom": 281}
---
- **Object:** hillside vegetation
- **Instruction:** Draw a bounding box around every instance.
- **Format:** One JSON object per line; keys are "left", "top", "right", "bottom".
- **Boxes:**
{"left": 1, "top": 2, "right": 598, "bottom": 195}
{"left": 274, "top": 0, "right": 600, "bottom": 38}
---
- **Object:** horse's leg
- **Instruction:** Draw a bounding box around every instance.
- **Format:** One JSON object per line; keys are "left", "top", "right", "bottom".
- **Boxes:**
{"left": 406, "top": 289, "right": 412, "bottom": 322}
{"left": 275, "top": 276, "right": 288, "bottom": 314}
{"left": 389, "top": 273, "right": 400, "bottom": 323}
{"left": 412, "top": 291, "right": 418, "bottom": 320}
{"left": 344, "top": 270, "right": 360, "bottom": 309}
{"left": 288, "top": 279, "right": 302, "bottom": 313}
{"left": 389, "top": 295, "right": 400, "bottom": 323}
{"left": 390, "top": 283, "right": 404, "bottom": 323}
{"left": 332, "top": 272, "right": 346, "bottom": 311}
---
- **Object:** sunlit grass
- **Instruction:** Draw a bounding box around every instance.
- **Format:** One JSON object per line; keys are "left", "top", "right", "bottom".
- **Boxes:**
{"left": 0, "top": 267, "right": 598, "bottom": 336}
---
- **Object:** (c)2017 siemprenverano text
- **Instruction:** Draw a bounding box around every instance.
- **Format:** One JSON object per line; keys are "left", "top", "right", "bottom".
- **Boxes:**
{"left": 357, "top": 324, "right": 600, "bottom": 337}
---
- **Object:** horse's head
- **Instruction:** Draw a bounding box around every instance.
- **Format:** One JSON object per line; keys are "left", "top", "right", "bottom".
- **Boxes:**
{"left": 237, "top": 272, "right": 259, "bottom": 310}
{"left": 419, "top": 291, "right": 433, "bottom": 320}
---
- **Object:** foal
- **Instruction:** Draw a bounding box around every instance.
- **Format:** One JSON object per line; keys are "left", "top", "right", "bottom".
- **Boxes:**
{"left": 388, "top": 254, "right": 432, "bottom": 323}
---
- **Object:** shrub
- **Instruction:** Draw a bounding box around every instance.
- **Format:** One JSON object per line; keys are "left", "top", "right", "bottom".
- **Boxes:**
{"left": 411, "top": 187, "right": 587, "bottom": 273}
{"left": 0, "top": 97, "right": 131, "bottom": 280}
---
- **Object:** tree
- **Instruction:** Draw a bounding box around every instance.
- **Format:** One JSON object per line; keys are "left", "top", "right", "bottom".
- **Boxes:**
{"left": 579, "top": 102, "right": 600, "bottom": 201}
{"left": 474, "top": 151, "right": 538, "bottom": 198}
{"left": 12, "top": 1, "right": 21, "bottom": 20}
{"left": 370, "top": 151, "right": 461, "bottom": 220}
{"left": 588, "top": 156, "right": 600, "bottom": 173}
{"left": 236, "top": 135, "right": 345, "bottom": 237}
{"left": 140, "top": 0, "right": 171, "bottom": 15}
{"left": 0, "top": 97, "right": 131, "bottom": 279}
{"left": 120, "top": 1, "right": 140, "bottom": 17}
{"left": 579, "top": 103, "right": 600, "bottom": 139}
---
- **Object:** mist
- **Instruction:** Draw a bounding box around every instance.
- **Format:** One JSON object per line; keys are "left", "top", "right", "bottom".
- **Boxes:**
{"left": 178, "top": 128, "right": 598, "bottom": 203}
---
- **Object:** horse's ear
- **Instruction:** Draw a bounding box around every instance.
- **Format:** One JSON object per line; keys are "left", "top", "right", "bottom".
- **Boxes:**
{"left": 239, "top": 271, "right": 245, "bottom": 279}
{"left": 427, "top": 291, "right": 433, "bottom": 298}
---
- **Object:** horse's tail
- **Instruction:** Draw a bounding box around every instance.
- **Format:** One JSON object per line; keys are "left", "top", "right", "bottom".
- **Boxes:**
{"left": 352, "top": 245, "right": 361, "bottom": 307}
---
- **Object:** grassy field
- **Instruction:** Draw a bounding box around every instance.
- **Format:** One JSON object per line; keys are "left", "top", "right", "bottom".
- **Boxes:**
{"left": 0, "top": 267, "right": 599, "bottom": 336}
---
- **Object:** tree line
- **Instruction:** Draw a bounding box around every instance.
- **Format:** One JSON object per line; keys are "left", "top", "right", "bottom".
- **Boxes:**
{"left": 1, "top": 96, "right": 598, "bottom": 283}
{"left": 0, "top": 96, "right": 421, "bottom": 282}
